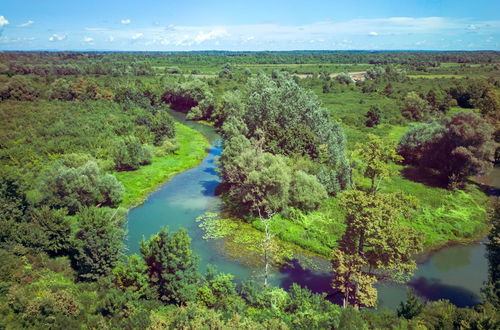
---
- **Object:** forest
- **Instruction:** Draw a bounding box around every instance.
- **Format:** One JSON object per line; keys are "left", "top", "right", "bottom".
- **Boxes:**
{"left": 0, "top": 50, "right": 499, "bottom": 329}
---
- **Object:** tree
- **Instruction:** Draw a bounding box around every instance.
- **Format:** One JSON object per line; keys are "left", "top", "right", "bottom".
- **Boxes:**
{"left": 397, "top": 289, "right": 425, "bottom": 320}
{"left": 39, "top": 157, "right": 124, "bottom": 214}
{"left": 331, "top": 190, "right": 423, "bottom": 308}
{"left": 482, "top": 200, "right": 500, "bottom": 308}
{"left": 140, "top": 227, "right": 200, "bottom": 305}
{"left": 29, "top": 206, "right": 72, "bottom": 255}
{"left": 73, "top": 207, "right": 127, "bottom": 281}
{"left": 401, "top": 92, "right": 431, "bottom": 121}
{"left": 219, "top": 138, "right": 292, "bottom": 215}
{"left": 398, "top": 111, "right": 495, "bottom": 187}
{"left": 354, "top": 134, "right": 402, "bottom": 193}
{"left": 112, "top": 254, "right": 151, "bottom": 299}
{"left": 197, "top": 265, "right": 239, "bottom": 309}
{"left": 112, "top": 136, "right": 153, "bottom": 171}
{"left": 289, "top": 170, "right": 328, "bottom": 211}
{"left": 331, "top": 249, "right": 377, "bottom": 308}
{"left": 149, "top": 110, "right": 176, "bottom": 146}
{"left": 365, "top": 105, "right": 382, "bottom": 127}
{"left": 162, "top": 79, "right": 214, "bottom": 120}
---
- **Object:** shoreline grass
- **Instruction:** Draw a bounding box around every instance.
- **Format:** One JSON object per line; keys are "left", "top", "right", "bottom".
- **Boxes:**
{"left": 115, "top": 122, "right": 210, "bottom": 209}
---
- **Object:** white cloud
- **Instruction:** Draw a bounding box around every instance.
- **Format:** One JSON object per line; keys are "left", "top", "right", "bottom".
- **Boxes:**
{"left": 246, "top": 36, "right": 255, "bottom": 41}
{"left": 368, "top": 31, "right": 378, "bottom": 36}
{"left": 82, "top": 36, "right": 93, "bottom": 43}
{"left": 48, "top": 34, "right": 67, "bottom": 41}
{"left": 0, "top": 16, "right": 8, "bottom": 27}
{"left": 466, "top": 24, "right": 477, "bottom": 30}
{"left": 108, "top": 36, "right": 115, "bottom": 42}
{"left": 193, "top": 29, "right": 228, "bottom": 44}
{"left": 18, "top": 20, "right": 34, "bottom": 27}
{"left": 121, "top": 19, "right": 131, "bottom": 25}
{"left": 85, "top": 27, "right": 106, "bottom": 31}
{"left": 160, "top": 39, "right": 170, "bottom": 45}
{"left": 131, "top": 33, "right": 143, "bottom": 40}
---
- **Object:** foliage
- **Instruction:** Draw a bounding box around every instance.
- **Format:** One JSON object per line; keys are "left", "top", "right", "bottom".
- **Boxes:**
{"left": 149, "top": 110, "right": 176, "bottom": 146}
{"left": 401, "top": 91, "right": 431, "bottom": 121}
{"left": 365, "top": 105, "right": 382, "bottom": 127}
{"left": 332, "top": 190, "right": 423, "bottom": 307}
{"left": 162, "top": 79, "right": 215, "bottom": 120}
{"left": 38, "top": 156, "right": 124, "bottom": 214}
{"left": 289, "top": 170, "right": 328, "bottom": 211}
{"left": 112, "top": 136, "right": 153, "bottom": 171}
{"left": 220, "top": 138, "right": 292, "bottom": 215}
{"left": 140, "top": 227, "right": 200, "bottom": 305}
{"left": 73, "top": 207, "right": 127, "bottom": 281}
{"left": 354, "top": 134, "right": 402, "bottom": 192}
{"left": 398, "top": 111, "right": 495, "bottom": 186}
{"left": 0, "top": 76, "right": 39, "bottom": 101}
{"left": 397, "top": 289, "right": 426, "bottom": 319}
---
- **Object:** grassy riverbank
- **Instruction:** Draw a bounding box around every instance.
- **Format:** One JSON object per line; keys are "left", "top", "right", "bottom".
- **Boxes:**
{"left": 115, "top": 122, "right": 210, "bottom": 209}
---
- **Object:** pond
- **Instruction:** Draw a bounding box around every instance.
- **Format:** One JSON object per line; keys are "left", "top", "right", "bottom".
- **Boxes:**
{"left": 126, "top": 114, "right": 492, "bottom": 310}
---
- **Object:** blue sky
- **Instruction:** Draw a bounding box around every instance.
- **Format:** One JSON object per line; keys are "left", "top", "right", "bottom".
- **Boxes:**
{"left": 0, "top": 0, "right": 498, "bottom": 51}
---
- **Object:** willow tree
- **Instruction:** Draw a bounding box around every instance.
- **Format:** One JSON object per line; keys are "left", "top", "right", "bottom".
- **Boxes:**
{"left": 331, "top": 190, "right": 423, "bottom": 308}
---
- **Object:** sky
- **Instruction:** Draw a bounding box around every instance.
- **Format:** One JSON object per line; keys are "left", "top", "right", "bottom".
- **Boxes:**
{"left": 0, "top": 0, "right": 499, "bottom": 51}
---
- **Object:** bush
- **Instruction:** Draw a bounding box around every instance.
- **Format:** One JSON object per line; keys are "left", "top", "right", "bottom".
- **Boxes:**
{"left": 112, "top": 136, "right": 153, "bottom": 171}
{"left": 289, "top": 170, "right": 328, "bottom": 211}
{"left": 149, "top": 110, "right": 176, "bottom": 146}
{"left": 365, "top": 105, "right": 382, "bottom": 127}
{"left": 38, "top": 156, "right": 124, "bottom": 214}
{"left": 401, "top": 92, "right": 431, "bottom": 121}
{"left": 1, "top": 76, "right": 39, "bottom": 101}
{"left": 398, "top": 111, "right": 495, "bottom": 186}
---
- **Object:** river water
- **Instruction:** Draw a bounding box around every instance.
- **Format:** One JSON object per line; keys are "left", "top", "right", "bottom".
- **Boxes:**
{"left": 126, "top": 113, "right": 494, "bottom": 310}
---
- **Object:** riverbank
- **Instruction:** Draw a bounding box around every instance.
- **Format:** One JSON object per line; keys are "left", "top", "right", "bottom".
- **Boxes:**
{"left": 115, "top": 122, "right": 210, "bottom": 209}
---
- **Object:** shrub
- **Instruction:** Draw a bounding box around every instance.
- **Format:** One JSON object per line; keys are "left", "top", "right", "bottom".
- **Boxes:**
{"left": 112, "top": 136, "right": 153, "bottom": 171}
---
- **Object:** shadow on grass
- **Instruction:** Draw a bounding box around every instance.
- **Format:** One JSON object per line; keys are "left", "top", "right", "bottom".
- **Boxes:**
{"left": 401, "top": 166, "right": 448, "bottom": 188}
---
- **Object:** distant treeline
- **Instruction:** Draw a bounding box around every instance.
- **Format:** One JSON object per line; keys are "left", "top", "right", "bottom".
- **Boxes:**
{"left": 1, "top": 51, "right": 499, "bottom": 76}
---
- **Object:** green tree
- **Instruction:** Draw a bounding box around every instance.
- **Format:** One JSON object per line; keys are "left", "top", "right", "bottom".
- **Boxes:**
{"left": 73, "top": 207, "right": 127, "bottom": 281}
{"left": 398, "top": 111, "right": 495, "bottom": 187}
{"left": 29, "top": 206, "right": 72, "bottom": 255}
{"left": 149, "top": 110, "right": 176, "bottom": 146}
{"left": 112, "top": 136, "right": 153, "bottom": 171}
{"left": 332, "top": 190, "right": 423, "bottom": 308}
{"left": 220, "top": 139, "right": 292, "bottom": 215}
{"left": 289, "top": 170, "right": 328, "bottom": 211}
{"left": 39, "top": 158, "right": 124, "bottom": 214}
{"left": 401, "top": 91, "right": 431, "bottom": 121}
{"left": 354, "top": 134, "right": 402, "bottom": 193}
{"left": 112, "top": 254, "right": 151, "bottom": 299}
{"left": 140, "top": 227, "right": 200, "bottom": 305}
{"left": 397, "top": 289, "right": 425, "bottom": 320}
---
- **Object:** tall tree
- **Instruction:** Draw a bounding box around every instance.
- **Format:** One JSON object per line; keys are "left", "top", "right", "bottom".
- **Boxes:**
{"left": 73, "top": 207, "right": 126, "bottom": 281}
{"left": 140, "top": 227, "right": 200, "bottom": 305}
{"left": 331, "top": 190, "right": 423, "bottom": 307}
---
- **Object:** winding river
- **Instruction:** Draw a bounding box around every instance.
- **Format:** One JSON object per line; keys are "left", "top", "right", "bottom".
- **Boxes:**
{"left": 126, "top": 113, "right": 495, "bottom": 310}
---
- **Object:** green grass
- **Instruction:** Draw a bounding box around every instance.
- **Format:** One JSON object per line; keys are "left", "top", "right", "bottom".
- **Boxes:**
{"left": 408, "top": 74, "right": 467, "bottom": 79}
{"left": 115, "top": 122, "right": 209, "bottom": 208}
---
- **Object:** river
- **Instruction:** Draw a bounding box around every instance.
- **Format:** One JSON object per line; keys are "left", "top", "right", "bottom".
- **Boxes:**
{"left": 126, "top": 113, "right": 494, "bottom": 310}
